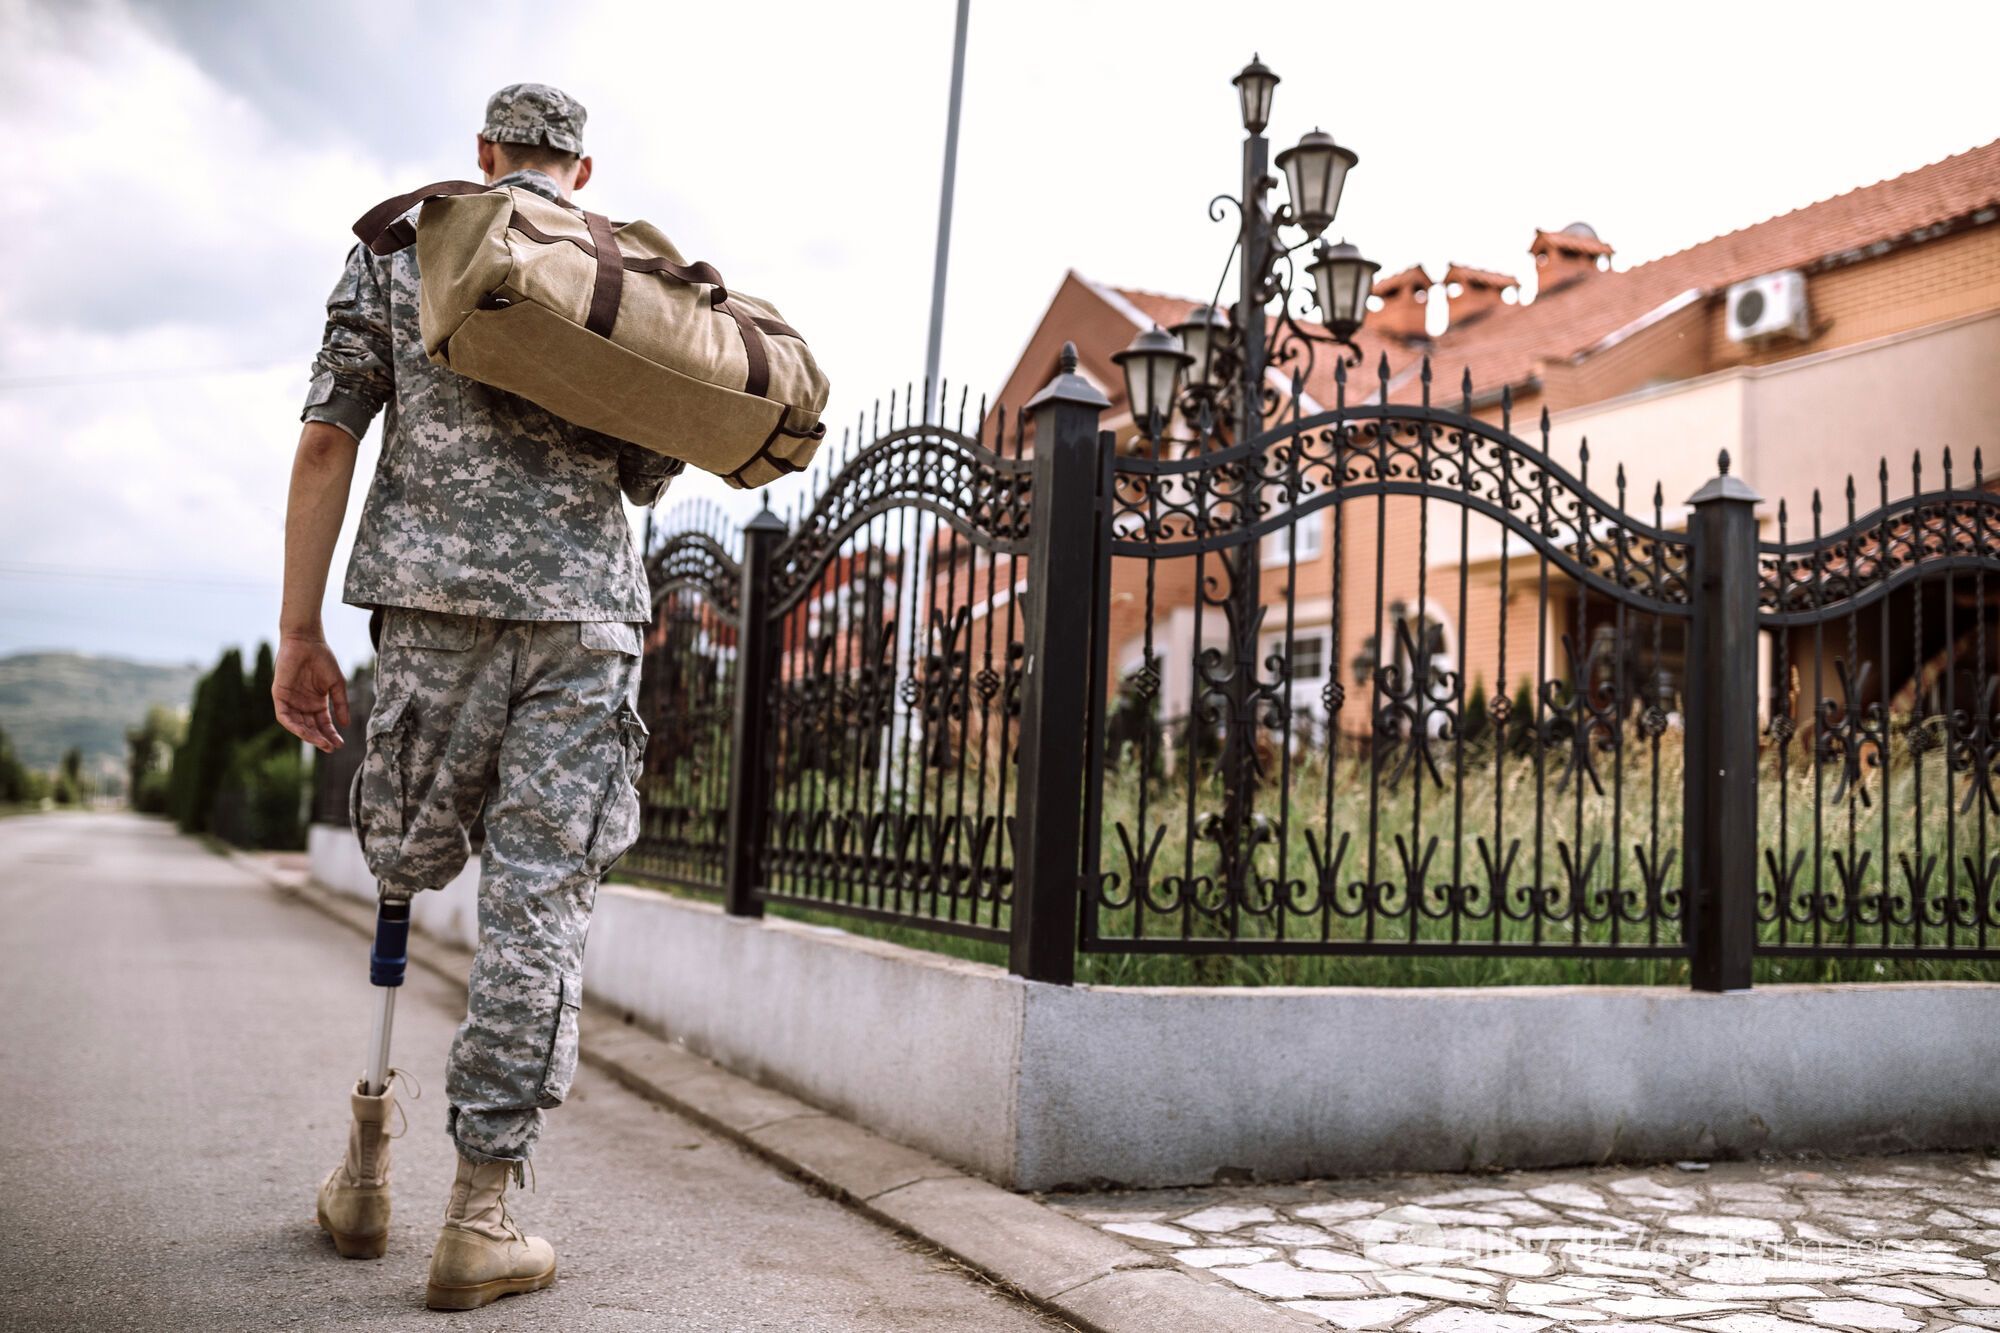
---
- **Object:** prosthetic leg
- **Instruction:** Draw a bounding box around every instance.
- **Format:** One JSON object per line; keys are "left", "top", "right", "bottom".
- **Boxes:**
{"left": 363, "top": 898, "right": 411, "bottom": 1093}
{"left": 316, "top": 897, "right": 412, "bottom": 1257}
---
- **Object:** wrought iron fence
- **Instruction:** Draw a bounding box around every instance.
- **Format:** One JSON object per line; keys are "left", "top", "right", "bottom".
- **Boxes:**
{"left": 1085, "top": 359, "right": 1697, "bottom": 968}
{"left": 1757, "top": 454, "right": 2000, "bottom": 958}
{"left": 624, "top": 345, "right": 2000, "bottom": 989}
{"left": 753, "top": 390, "right": 1033, "bottom": 943}
{"left": 627, "top": 500, "right": 742, "bottom": 894}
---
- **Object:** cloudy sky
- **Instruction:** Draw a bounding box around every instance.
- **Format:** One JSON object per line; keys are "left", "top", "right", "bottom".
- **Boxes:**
{"left": 3, "top": 0, "right": 1995, "bottom": 671}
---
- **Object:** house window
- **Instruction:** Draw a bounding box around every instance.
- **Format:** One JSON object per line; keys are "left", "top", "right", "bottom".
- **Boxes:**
{"left": 1290, "top": 634, "right": 1326, "bottom": 680}
{"left": 1261, "top": 511, "right": 1325, "bottom": 566}
{"left": 1263, "top": 630, "right": 1328, "bottom": 682}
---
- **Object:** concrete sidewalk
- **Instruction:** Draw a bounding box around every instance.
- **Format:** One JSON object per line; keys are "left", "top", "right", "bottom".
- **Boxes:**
{"left": 0, "top": 811, "right": 1072, "bottom": 1332}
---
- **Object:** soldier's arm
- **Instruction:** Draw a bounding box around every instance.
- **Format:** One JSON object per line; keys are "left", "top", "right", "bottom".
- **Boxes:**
{"left": 614, "top": 440, "right": 684, "bottom": 508}
{"left": 274, "top": 246, "right": 392, "bottom": 752}
{"left": 301, "top": 243, "right": 394, "bottom": 442}
{"left": 275, "top": 423, "right": 358, "bottom": 753}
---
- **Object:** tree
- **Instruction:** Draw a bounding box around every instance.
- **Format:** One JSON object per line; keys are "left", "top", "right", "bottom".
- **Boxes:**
{"left": 127, "top": 705, "right": 185, "bottom": 814}
{"left": 168, "top": 668, "right": 214, "bottom": 828}
{"left": 170, "top": 648, "right": 247, "bottom": 833}
{"left": 1506, "top": 679, "right": 1538, "bottom": 757}
{"left": 246, "top": 642, "right": 278, "bottom": 740}
{"left": 0, "top": 723, "right": 40, "bottom": 804}
{"left": 199, "top": 648, "right": 248, "bottom": 811}
{"left": 165, "top": 641, "right": 315, "bottom": 847}
{"left": 214, "top": 726, "right": 306, "bottom": 850}
{"left": 1463, "top": 679, "right": 1489, "bottom": 748}
{"left": 53, "top": 747, "right": 85, "bottom": 806}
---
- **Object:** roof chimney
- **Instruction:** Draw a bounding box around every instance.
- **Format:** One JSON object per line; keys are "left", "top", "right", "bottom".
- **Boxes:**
{"left": 1530, "top": 222, "right": 1613, "bottom": 296}
{"left": 1442, "top": 262, "right": 1519, "bottom": 329}
{"left": 1369, "top": 265, "right": 1431, "bottom": 341}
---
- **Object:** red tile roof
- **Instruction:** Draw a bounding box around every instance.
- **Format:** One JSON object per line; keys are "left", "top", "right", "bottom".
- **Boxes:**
{"left": 1444, "top": 262, "right": 1520, "bottom": 291}
{"left": 1373, "top": 264, "right": 1432, "bottom": 294}
{"left": 1418, "top": 138, "right": 2000, "bottom": 401}
{"left": 1080, "top": 138, "right": 2000, "bottom": 416}
{"left": 1532, "top": 226, "right": 1614, "bottom": 258}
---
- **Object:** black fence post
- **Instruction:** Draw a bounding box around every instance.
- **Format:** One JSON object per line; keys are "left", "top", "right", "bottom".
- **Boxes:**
{"left": 723, "top": 504, "right": 787, "bottom": 919}
{"left": 1684, "top": 451, "right": 1761, "bottom": 991}
{"left": 1010, "top": 342, "right": 1108, "bottom": 984}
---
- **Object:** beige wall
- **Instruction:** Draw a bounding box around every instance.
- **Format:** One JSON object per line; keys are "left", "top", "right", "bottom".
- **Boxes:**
{"left": 1538, "top": 310, "right": 2000, "bottom": 538}
{"left": 1741, "top": 311, "right": 2000, "bottom": 531}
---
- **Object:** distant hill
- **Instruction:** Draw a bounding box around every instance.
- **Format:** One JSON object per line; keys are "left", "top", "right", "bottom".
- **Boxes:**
{"left": 0, "top": 652, "right": 203, "bottom": 774}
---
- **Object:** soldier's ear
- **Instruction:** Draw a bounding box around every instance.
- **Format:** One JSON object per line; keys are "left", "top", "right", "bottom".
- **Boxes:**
{"left": 476, "top": 136, "right": 498, "bottom": 182}
{"left": 573, "top": 155, "right": 593, "bottom": 193}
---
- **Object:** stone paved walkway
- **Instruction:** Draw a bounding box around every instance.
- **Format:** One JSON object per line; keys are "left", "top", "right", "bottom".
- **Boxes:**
{"left": 1051, "top": 1152, "right": 2000, "bottom": 1332}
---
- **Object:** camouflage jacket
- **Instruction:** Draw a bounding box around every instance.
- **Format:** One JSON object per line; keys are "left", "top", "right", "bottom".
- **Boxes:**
{"left": 302, "top": 169, "right": 679, "bottom": 622}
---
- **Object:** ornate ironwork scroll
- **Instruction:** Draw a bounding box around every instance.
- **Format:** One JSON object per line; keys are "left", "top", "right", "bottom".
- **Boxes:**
{"left": 1757, "top": 450, "right": 2000, "bottom": 957}
{"left": 627, "top": 503, "right": 744, "bottom": 894}
{"left": 1084, "top": 360, "right": 1694, "bottom": 959}
{"left": 754, "top": 391, "right": 1032, "bottom": 941}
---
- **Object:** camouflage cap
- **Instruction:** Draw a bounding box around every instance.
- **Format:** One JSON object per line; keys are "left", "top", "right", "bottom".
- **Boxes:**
{"left": 481, "top": 83, "right": 587, "bottom": 156}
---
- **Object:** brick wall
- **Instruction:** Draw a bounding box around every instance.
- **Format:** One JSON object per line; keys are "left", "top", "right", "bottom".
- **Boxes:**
{"left": 1708, "top": 222, "right": 2000, "bottom": 370}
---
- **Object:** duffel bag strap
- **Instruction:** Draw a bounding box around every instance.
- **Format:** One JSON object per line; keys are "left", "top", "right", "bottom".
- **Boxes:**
{"left": 582, "top": 211, "right": 625, "bottom": 339}
{"left": 505, "top": 212, "right": 733, "bottom": 308}
{"left": 716, "top": 300, "right": 771, "bottom": 399}
{"left": 351, "top": 180, "right": 492, "bottom": 255}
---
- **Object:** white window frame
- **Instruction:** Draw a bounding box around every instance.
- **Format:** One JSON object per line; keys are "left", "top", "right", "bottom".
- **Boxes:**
{"left": 1260, "top": 627, "right": 1330, "bottom": 684}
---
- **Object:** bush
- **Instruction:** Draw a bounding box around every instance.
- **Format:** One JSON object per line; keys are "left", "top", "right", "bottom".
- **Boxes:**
{"left": 133, "top": 767, "right": 173, "bottom": 814}
{"left": 165, "top": 642, "right": 309, "bottom": 847}
{"left": 52, "top": 748, "right": 85, "bottom": 806}
{"left": 209, "top": 726, "right": 305, "bottom": 850}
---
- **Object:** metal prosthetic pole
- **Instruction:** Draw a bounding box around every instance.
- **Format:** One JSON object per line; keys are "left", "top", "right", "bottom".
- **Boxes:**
{"left": 362, "top": 897, "right": 411, "bottom": 1095}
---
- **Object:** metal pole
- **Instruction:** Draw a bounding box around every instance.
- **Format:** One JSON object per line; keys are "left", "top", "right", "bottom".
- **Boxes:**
{"left": 363, "top": 988, "right": 398, "bottom": 1094}
{"left": 898, "top": 0, "right": 969, "bottom": 828}
{"left": 1221, "top": 130, "right": 1269, "bottom": 897}
{"left": 723, "top": 505, "right": 787, "bottom": 919}
{"left": 1011, "top": 344, "right": 1108, "bottom": 983}
{"left": 923, "top": 0, "right": 971, "bottom": 417}
{"left": 1684, "top": 452, "right": 1761, "bottom": 991}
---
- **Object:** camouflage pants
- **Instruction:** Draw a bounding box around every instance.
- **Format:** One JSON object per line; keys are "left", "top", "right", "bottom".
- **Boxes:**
{"left": 352, "top": 608, "right": 648, "bottom": 1164}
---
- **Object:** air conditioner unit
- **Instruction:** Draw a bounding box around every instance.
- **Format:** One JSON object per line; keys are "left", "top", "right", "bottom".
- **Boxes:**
{"left": 1725, "top": 269, "right": 1810, "bottom": 344}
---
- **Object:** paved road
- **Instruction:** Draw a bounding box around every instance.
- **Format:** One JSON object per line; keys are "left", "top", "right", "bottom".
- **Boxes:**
{"left": 0, "top": 812, "right": 1065, "bottom": 1332}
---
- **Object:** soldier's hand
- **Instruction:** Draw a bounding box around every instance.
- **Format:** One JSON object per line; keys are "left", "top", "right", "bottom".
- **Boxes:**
{"left": 274, "top": 632, "right": 351, "bottom": 753}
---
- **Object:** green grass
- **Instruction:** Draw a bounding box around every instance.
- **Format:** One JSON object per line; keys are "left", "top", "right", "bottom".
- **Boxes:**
{"left": 615, "top": 874, "right": 2000, "bottom": 987}
{"left": 624, "top": 712, "right": 2000, "bottom": 988}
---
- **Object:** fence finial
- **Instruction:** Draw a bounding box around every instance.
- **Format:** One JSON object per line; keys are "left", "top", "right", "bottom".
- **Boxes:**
{"left": 1688, "top": 448, "right": 1759, "bottom": 505}
{"left": 1028, "top": 339, "right": 1110, "bottom": 410}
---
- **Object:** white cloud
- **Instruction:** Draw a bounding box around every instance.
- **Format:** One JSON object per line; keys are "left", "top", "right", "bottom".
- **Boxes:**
{"left": 4, "top": 0, "right": 1996, "bottom": 671}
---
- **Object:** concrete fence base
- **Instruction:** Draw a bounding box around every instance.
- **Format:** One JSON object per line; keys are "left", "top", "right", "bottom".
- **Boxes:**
{"left": 308, "top": 824, "right": 2000, "bottom": 1190}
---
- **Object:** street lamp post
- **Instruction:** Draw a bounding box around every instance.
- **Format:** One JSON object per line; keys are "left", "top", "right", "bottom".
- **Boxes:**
{"left": 1114, "top": 55, "right": 1375, "bottom": 904}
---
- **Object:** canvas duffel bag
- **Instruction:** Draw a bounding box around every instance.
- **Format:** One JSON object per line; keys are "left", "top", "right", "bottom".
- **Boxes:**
{"left": 352, "top": 180, "right": 828, "bottom": 489}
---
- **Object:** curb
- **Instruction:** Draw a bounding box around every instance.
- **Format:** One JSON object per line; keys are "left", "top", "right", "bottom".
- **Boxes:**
{"left": 235, "top": 855, "right": 1313, "bottom": 1333}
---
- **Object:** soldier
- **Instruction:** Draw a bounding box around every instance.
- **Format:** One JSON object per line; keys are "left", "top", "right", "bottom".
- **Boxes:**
{"left": 274, "top": 83, "right": 680, "bottom": 1311}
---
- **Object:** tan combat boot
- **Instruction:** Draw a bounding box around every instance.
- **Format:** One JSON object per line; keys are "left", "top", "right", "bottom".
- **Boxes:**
{"left": 424, "top": 1155, "right": 557, "bottom": 1310}
{"left": 315, "top": 1080, "right": 396, "bottom": 1259}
